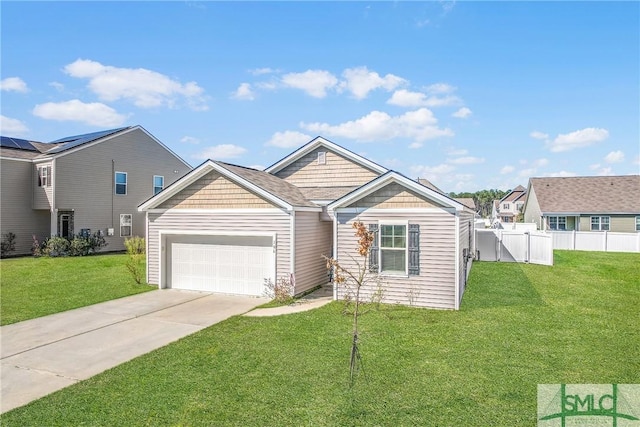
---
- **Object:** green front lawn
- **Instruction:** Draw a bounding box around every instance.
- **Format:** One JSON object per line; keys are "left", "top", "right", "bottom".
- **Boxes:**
{"left": 2, "top": 251, "right": 638, "bottom": 425}
{"left": 0, "top": 254, "right": 153, "bottom": 325}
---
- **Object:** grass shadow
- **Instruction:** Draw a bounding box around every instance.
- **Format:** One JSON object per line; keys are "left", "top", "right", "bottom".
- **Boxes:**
{"left": 461, "top": 261, "right": 545, "bottom": 310}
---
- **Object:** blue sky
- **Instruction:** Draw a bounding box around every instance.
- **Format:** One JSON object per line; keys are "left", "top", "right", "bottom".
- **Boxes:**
{"left": 2, "top": 1, "right": 638, "bottom": 192}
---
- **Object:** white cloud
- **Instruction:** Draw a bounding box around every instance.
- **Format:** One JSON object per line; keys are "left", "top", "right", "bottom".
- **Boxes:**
{"left": 301, "top": 108, "right": 453, "bottom": 142}
{"left": 180, "top": 136, "right": 200, "bottom": 145}
{"left": 281, "top": 69, "right": 338, "bottom": 98}
{"left": 533, "top": 158, "right": 549, "bottom": 168}
{"left": 500, "top": 165, "right": 515, "bottom": 174}
{"left": 0, "top": 77, "right": 29, "bottom": 93}
{"left": 408, "top": 142, "right": 423, "bottom": 149}
{"left": 194, "top": 144, "right": 247, "bottom": 160}
{"left": 0, "top": 115, "right": 29, "bottom": 135}
{"left": 232, "top": 83, "right": 255, "bottom": 101}
{"left": 63, "top": 59, "right": 208, "bottom": 110}
{"left": 446, "top": 148, "right": 468, "bottom": 156}
{"left": 449, "top": 156, "right": 484, "bottom": 165}
{"left": 250, "top": 68, "right": 276, "bottom": 75}
{"left": 547, "top": 127, "right": 609, "bottom": 152}
{"left": 340, "top": 66, "right": 406, "bottom": 99}
{"left": 49, "top": 82, "right": 64, "bottom": 92}
{"left": 633, "top": 156, "right": 640, "bottom": 166}
{"left": 387, "top": 89, "right": 460, "bottom": 108}
{"left": 544, "top": 170, "right": 578, "bottom": 178}
{"left": 596, "top": 167, "right": 614, "bottom": 176}
{"left": 530, "top": 131, "right": 549, "bottom": 140}
{"left": 409, "top": 163, "right": 455, "bottom": 183}
{"left": 425, "top": 83, "right": 456, "bottom": 94}
{"left": 604, "top": 150, "right": 625, "bottom": 164}
{"left": 452, "top": 107, "right": 472, "bottom": 118}
{"left": 518, "top": 167, "right": 537, "bottom": 179}
{"left": 32, "top": 99, "right": 128, "bottom": 127}
{"left": 589, "top": 163, "right": 601, "bottom": 170}
{"left": 266, "top": 130, "right": 311, "bottom": 148}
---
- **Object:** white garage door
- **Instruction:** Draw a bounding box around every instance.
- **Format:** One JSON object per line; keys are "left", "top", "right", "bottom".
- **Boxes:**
{"left": 168, "top": 235, "right": 273, "bottom": 296}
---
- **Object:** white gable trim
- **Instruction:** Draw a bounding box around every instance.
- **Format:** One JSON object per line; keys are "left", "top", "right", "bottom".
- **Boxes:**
{"left": 138, "top": 160, "right": 294, "bottom": 211}
{"left": 327, "top": 171, "right": 465, "bottom": 212}
{"left": 265, "top": 136, "right": 388, "bottom": 175}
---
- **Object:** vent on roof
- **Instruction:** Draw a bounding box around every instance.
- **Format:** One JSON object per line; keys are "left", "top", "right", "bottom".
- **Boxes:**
{"left": 317, "top": 151, "right": 326, "bottom": 165}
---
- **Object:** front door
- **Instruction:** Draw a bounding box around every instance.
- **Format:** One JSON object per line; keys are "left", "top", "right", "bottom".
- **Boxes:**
{"left": 58, "top": 211, "right": 74, "bottom": 239}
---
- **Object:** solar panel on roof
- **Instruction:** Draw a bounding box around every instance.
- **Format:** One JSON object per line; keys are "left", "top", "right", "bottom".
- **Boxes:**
{"left": 0, "top": 136, "right": 38, "bottom": 151}
{"left": 46, "top": 127, "right": 130, "bottom": 154}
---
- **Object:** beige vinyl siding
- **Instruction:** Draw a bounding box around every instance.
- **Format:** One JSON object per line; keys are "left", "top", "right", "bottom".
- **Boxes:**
{"left": 347, "top": 183, "right": 445, "bottom": 209}
{"left": 293, "top": 211, "right": 332, "bottom": 294}
{"left": 523, "top": 186, "right": 542, "bottom": 229}
{"left": 54, "top": 128, "right": 188, "bottom": 251}
{"left": 32, "top": 162, "right": 54, "bottom": 209}
{"left": 336, "top": 210, "right": 457, "bottom": 310}
{"left": 146, "top": 211, "right": 291, "bottom": 286}
{"left": 578, "top": 214, "right": 639, "bottom": 232}
{"left": 0, "top": 158, "right": 50, "bottom": 255}
{"left": 158, "top": 171, "right": 274, "bottom": 209}
{"left": 274, "top": 147, "right": 379, "bottom": 187}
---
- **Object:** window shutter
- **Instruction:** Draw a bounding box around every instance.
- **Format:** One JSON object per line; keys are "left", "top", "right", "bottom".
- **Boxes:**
{"left": 368, "top": 224, "right": 379, "bottom": 273}
{"left": 36, "top": 166, "right": 42, "bottom": 187}
{"left": 408, "top": 224, "right": 420, "bottom": 275}
{"left": 46, "top": 166, "right": 52, "bottom": 187}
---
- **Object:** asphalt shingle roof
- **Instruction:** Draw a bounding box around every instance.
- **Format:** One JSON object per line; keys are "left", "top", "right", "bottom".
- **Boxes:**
{"left": 215, "top": 161, "right": 319, "bottom": 208}
{"left": 530, "top": 175, "right": 640, "bottom": 213}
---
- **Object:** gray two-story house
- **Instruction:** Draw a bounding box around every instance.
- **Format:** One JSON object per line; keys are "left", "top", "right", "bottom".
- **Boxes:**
{"left": 1, "top": 126, "right": 190, "bottom": 255}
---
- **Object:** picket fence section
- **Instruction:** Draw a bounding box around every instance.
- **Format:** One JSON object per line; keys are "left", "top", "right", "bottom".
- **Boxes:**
{"left": 549, "top": 231, "right": 640, "bottom": 253}
{"left": 475, "top": 229, "right": 553, "bottom": 266}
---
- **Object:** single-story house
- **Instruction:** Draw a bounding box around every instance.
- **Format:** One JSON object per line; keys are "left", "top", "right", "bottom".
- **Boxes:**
{"left": 139, "top": 137, "right": 476, "bottom": 309}
{"left": 523, "top": 175, "right": 640, "bottom": 232}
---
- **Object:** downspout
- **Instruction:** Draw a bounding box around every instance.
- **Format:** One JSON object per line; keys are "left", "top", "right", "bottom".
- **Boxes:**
{"left": 289, "top": 209, "right": 295, "bottom": 293}
{"left": 111, "top": 160, "right": 115, "bottom": 229}
{"left": 332, "top": 209, "right": 338, "bottom": 301}
{"left": 454, "top": 212, "right": 460, "bottom": 310}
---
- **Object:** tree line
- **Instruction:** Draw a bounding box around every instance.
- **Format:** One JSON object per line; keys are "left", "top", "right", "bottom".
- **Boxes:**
{"left": 449, "top": 189, "right": 510, "bottom": 218}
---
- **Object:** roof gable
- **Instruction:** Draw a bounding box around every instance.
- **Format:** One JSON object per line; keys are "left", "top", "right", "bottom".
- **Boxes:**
{"left": 265, "top": 136, "right": 388, "bottom": 175}
{"left": 328, "top": 171, "right": 465, "bottom": 211}
{"left": 529, "top": 175, "right": 640, "bottom": 214}
{"left": 139, "top": 160, "right": 319, "bottom": 211}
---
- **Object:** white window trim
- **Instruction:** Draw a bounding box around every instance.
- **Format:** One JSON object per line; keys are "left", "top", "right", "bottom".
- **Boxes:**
{"left": 153, "top": 175, "right": 164, "bottom": 195}
{"left": 115, "top": 171, "right": 128, "bottom": 195}
{"left": 120, "top": 213, "right": 132, "bottom": 237}
{"left": 378, "top": 220, "right": 409, "bottom": 276}
{"left": 590, "top": 215, "right": 610, "bottom": 231}
{"left": 636, "top": 216, "right": 640, "bottom": 232}
{"left": 317, "top": 151, "right": 327, "bottom": 165}
{"left": 548, "top": 216, "right": 567, "bottom": 231}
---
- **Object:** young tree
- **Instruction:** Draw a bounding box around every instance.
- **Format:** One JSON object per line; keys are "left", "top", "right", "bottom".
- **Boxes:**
{"left": 325, "top": 220, "right": 380, "bottom": 386}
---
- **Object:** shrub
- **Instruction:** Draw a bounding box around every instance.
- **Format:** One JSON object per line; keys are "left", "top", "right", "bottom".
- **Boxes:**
{"left": 264, "top": 276, "right": 294, "bottom": 305}
{"left": 1, "top": 232, "right": 17, "bottom": 257}
{"left": 44, "top": 237, "right": 71, "bottom": 257}
{"left": 68, "top": 232, "right": 108, "bottom": 256}
{"left": 124, "top": 236, "right": 146, "bottom": 284}
{"left": 31, "top": 235, "right": 45, "bottom": 257}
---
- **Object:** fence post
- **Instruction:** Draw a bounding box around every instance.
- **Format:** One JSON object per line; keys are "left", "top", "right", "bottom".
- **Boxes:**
{"left": 603, "top": 230, "right": 608, "bottom": 252}
{"left": 572, "top": 230, "right": 576, "bottom": 250}
{"left": 525, "top": 231, "right": 530, "bottom": 263}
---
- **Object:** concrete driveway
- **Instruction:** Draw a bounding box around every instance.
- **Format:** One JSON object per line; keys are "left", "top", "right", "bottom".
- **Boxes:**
{"left": 0, "top": 289, "right": 268, "bottom": 413}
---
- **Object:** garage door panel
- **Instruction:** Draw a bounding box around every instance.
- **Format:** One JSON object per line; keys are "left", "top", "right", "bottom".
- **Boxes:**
{"left": 169, "top": 237, "right": 273, "bottom": 296}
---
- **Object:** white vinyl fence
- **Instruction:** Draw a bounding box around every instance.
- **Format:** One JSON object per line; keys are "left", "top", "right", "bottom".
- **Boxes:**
{"left": 549, "top": 231, "right": 640, "bottom": 253}
{"left": 476, "top": 229, "right": 554, "bottom": 266}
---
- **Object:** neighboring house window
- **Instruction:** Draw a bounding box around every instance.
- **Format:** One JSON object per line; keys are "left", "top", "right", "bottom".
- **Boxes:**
{"left": 120, "top": 214, "right": 132, "bottom": 237}
{"left": 590, "top": 216, "right": 610, "bottom": 231}
{"left": 636, "top": 216, "right": 640, "bottom": 232}
{"left": 115, "top": 172, "right": 127, "bottom": 195}
{"left": 503, "top": 203, "right": 510, "bottom": 210}
{"left": 548, "top": 216, "right": 566, "bottom": 230}
{"left": 153, "top": 175, "right": 164, "bottom": 195}
{"left": 37, "top": 165, "right": 52, "bottom": 187}
{"left": 317, "top": 151, "right": 326, "bottom": 165}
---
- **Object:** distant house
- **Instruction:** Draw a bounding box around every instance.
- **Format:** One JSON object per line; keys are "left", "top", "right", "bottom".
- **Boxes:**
{"left": 492, "top": 185, "right": 526, "bottom": 224}
{"left": 523, "top": 175, "right": 640, "bottom": 232}
{"left": 139, "top": 137, "right": 476, "bottom": 310}
{"left": 0, "top": 126, "right": 190, "bottom": 255}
